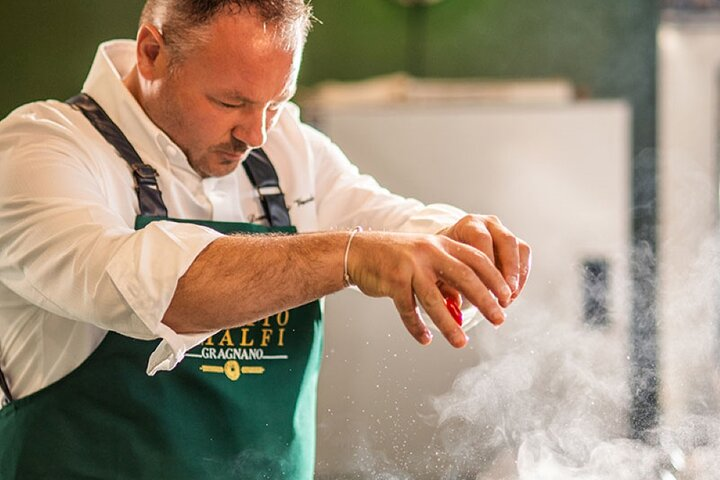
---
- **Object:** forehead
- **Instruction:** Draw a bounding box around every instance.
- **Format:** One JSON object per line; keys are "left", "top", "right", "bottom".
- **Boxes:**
{"left": 179, "top": 11, "right": 301, "bottom": 96}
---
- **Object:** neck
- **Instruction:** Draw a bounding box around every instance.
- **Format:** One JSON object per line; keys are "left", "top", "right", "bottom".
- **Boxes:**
{"left": 122, "top": 67, "right": 143, "bottom": 106}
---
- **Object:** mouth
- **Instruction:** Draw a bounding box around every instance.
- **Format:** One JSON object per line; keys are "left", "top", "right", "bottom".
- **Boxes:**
{"left": 217, "top": 150, "right": 248, "bottom": 164}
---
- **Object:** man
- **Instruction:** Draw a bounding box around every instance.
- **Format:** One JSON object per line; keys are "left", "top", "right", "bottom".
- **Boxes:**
{"left": 0, "top": 1, "right": 530, "bottom": 478}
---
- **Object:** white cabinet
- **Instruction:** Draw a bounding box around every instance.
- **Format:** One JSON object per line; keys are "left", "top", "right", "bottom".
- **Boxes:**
{"left": 658, "top": 15, "right": 720, "bottom": 424}
{"left": 308, "top": 100, "right": 632, "bottom": 477}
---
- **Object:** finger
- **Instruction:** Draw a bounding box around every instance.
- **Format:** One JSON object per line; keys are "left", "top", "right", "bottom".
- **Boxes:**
{"left": 484, "top": 216, "right": 521, "bottom": 293}
{"left": 456, "top": 218, "right": 496, "bottom": 266}
{"left": 435, "top": 280, "right": 461, "bottom": 305}
{"left": 435, "top": 281, "right": 463, "bottom": 326}
{"left": 437, "top": 249, "right": 508, "bottom": 326}
{"left": 446, "top": 240, "right": 513, "bottom": 307}
{"left": 393, "top": 291, "right": 433, "bottom": 346}
{"left": 414, "top": 276, "right": 467, "bottom": 348}
{"left": 513, "top": 240, "right": 532, "bottom": 300}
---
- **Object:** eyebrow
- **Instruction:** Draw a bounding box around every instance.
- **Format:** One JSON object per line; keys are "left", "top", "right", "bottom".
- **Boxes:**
{"left": 218, "top": 88, "right": 296, "bottom": 105}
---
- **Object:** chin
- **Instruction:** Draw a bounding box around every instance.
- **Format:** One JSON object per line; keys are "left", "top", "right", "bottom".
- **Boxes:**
{"left": 208, "top": 161, "right": 241, "bottom": 178}
{"left": 191, "top": 153, "right": 243, "bottom": 178}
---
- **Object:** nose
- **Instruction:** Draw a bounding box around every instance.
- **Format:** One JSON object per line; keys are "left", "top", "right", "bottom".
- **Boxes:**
{"left": 232, "top": 106, "right": 268, "bottom": 150}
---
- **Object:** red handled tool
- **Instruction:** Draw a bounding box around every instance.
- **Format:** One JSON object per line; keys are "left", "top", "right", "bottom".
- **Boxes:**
{"left": 444, "top": 296, "right": 463, "bottom": 327}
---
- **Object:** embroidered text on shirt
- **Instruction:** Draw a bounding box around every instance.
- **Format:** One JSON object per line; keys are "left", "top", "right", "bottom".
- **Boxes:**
{"left": 294, "top": 196, "right": 315, "bottom": 207}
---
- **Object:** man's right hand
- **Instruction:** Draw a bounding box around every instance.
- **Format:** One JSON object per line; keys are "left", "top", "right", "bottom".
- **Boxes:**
{"left": 347, "top": 230, "right": 524, "bottom": 348}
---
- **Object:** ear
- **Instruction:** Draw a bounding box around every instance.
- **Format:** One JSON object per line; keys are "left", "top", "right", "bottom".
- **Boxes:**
{"left": 135, "top": 24, "right": 170, "bottom": 80}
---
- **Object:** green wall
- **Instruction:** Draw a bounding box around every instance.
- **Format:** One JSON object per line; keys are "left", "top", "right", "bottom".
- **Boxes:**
{"left": 305, "top": 0, "right": 650, "bottom": 93}
{"left": 2, "top": 1, "right": 657, "bottom": 130}
{"left": 302, "top": 0, "right": 658, "bottom": 150}
{"left": 0, "top": 1, "right": 145, "bottom": 116}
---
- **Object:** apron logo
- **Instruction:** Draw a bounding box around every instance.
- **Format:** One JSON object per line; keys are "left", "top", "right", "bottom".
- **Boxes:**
{"left": 187, "top": 310, "right": 291, "bottom": 381}
{"left": 198, "top": 360, "right": 264, "bottom": 381}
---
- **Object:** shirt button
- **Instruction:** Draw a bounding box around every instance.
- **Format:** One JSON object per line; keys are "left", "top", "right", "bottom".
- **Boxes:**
{"left": 165, "top": 145, "right": 177, "bottom": 158}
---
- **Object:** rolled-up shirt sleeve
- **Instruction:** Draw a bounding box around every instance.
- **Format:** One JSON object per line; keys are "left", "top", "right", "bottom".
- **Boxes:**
{"left": 0, "top": 116, "right": 222, "bottom": 375}
{"left": 106, "top": 220, "right": 223, "bottom": 375}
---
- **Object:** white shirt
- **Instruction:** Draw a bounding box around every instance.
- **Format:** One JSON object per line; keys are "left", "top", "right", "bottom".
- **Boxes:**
{"left": 0, "top": 40, "right": 465, "bottom": 404}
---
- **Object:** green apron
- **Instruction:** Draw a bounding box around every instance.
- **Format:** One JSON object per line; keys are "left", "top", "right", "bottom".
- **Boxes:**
{"left": 0, "top": 94, "right": 323, "bottom": 479}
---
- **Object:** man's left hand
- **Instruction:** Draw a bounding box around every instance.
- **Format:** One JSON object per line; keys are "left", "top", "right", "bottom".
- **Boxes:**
{"left": 437, "top": 215, "right": 531, "bottom": 308}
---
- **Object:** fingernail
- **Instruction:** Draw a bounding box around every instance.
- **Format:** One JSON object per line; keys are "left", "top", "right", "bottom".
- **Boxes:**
{"left": 501, "top": 285, "right": 512, "bottom": 301}
{"left": 421, "top": 329, "right": 433, "bottom": 345}
{"left": 508, "top": 275, "right": 519, "bottom": 292}
{"left": 492, "top": 310, "right": 506, "bottom": 326}
{"left": 453, "top": 332, "right": 468, "bottom": 346}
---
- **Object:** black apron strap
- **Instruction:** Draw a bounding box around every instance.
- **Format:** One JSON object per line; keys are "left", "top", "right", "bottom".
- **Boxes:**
{"left": 0, "top": 357, "right": 12, "bottom": 405}
{"left": 242, "top": 150, "right": 291, "bottom": 228}
{"left": 66, "top": 93, "right": 168, "bottom": 218}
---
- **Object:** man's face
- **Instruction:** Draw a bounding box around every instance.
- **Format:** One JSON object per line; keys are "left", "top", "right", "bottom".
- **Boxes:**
{"left": 142, "top": 13, "right": 301, "bottom": 178}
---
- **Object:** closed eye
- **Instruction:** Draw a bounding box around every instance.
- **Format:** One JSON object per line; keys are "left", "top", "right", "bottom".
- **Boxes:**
{"left": 209, "top": 96, "right": 248, "bottom": 109}
{"left": 217, "top": 100, "right": 245, "bottom": 109}
{"left": 209, "top": 95, "right": 289, "bottom": 111}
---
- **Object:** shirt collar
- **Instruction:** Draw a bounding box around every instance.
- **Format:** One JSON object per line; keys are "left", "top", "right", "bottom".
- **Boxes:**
{"left": 81, "top": 40, "right": 197, "bottom": 176}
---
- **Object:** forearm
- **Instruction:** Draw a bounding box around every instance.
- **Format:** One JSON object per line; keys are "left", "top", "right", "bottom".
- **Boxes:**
{"left": 162, "top": 231, "right": 348, "bottom": 333}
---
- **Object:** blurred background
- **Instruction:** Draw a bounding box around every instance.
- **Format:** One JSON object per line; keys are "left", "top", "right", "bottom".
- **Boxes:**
{"left": 4, "top": 1, "right": 720, "bottom": 478}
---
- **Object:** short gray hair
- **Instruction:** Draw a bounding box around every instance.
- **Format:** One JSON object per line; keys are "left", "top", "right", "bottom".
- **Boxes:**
{"left": 139, "top": 0, "right": 314, "bottom": 66}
